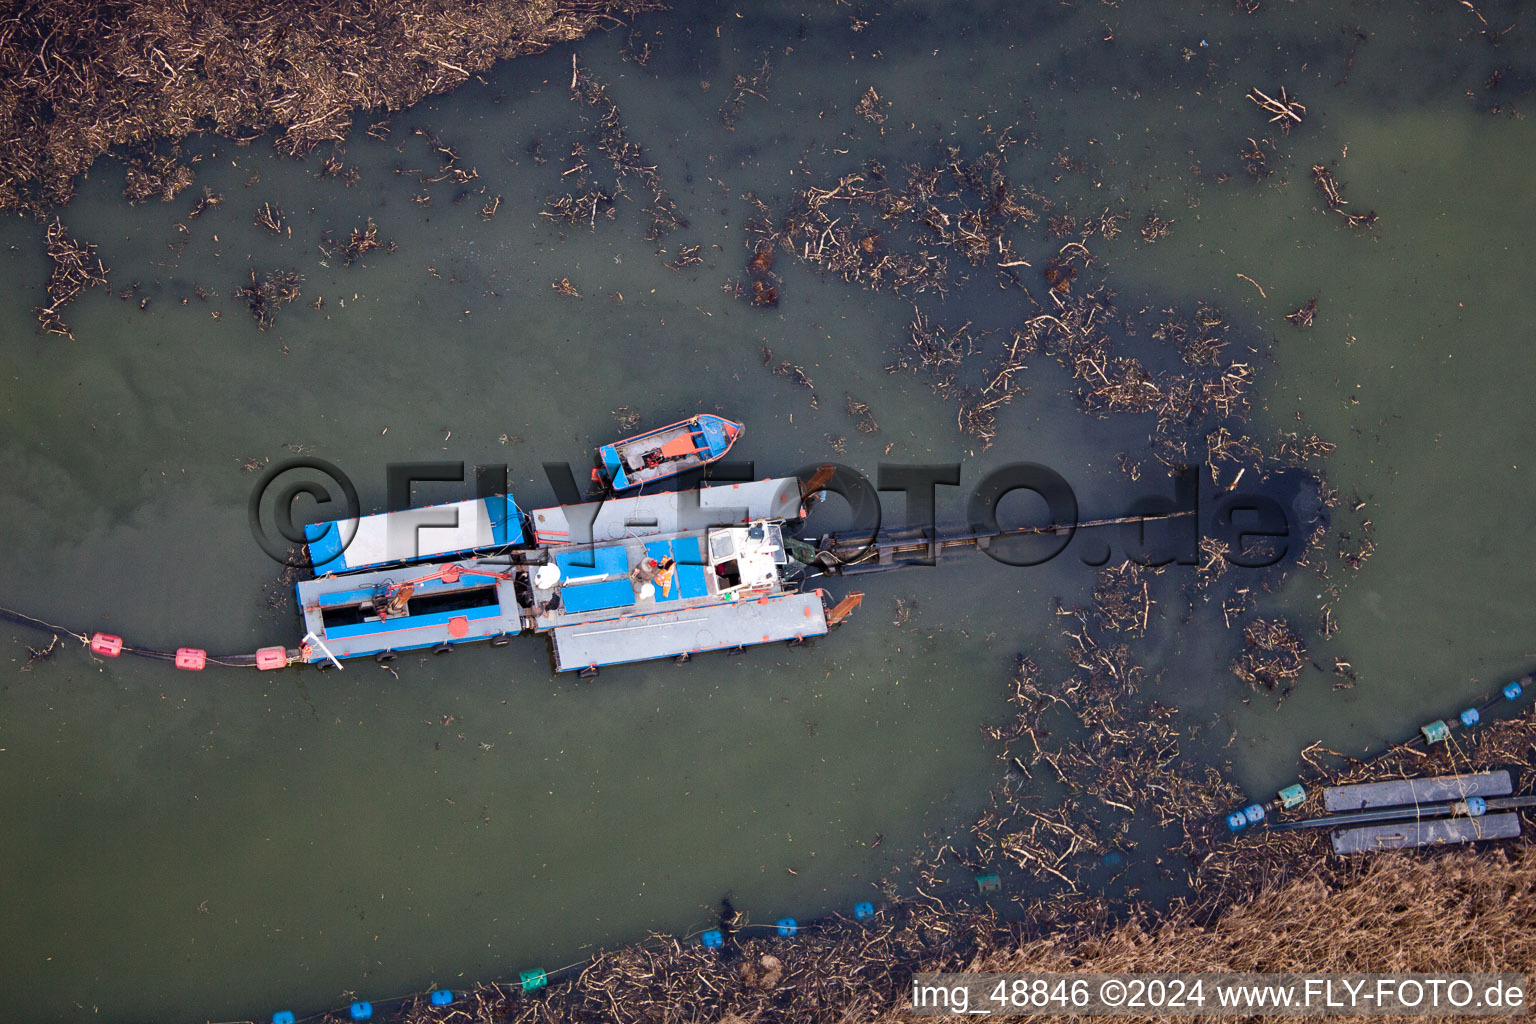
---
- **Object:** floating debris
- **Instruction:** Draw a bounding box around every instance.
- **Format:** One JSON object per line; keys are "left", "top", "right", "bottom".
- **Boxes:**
{"left": 234, "top": 268, "right": 302, "bottom": 330}
{"left": 611, "top": 406, "right": 641, "bottom": 431}
{"left": 317, "top": 150, "right": 360, "bottom": 186}
{"left": 844, "top": 394, "right": 879, "bottom": 433}
{"left": 253, "top": 202, "right": 285, "bottom": 235}
{"left": 619, "top": 25, "right": 661, "bottom": 67}
{"left": 562, "top": 57, "right": 686, "bottom": 241}
{"left": 890, "top": 309, "right": 976, "bottom": 377}
{"left": 1240, "top": 137, "right": 1274, "bottom": 181}
{"left": 666, "top": 244, "right": 702, "bottom": 270}
{"left": 855, "top": 85, "right": 890, "bottom": 127}
{"left": 1286, "top": 296, "right": 1318, "bottom": 327}
{"left": 34, "top": 218, "right": 109, "bottom": 339}
{"left": 1312, "top": 164, "right": 1378, "bottom": 229}
{"left": 1140, "top": 212, "right": 1174, "bottom": 242}
{"left": 768, "top": 357, "right": 815, "bottom": 391}
{"left": 1273, "top": 429, "right": 1337, "bottom": 464}
{"left": 552, "top": 277, "right": 581, "bottom": 297}
{"left": 1231, "top": 617, "right": 1308, "bottom": 693}
{"left": 320, "top": 219, "right": 390, "bottom": 267}
{"left": 414, "top": 127, "right": 478, "bottom": 186}
{"left": 1092, "top": 561, "right": 1157, "bottom": 637}
{"left": 718, "top": 52, "right": 772, "bottom": 130}
{"left": 186, "top": 187, "right": 224, "bottom": 218}
{"left": 1246, "top": 86, "right": 1306, "bottom": 133}
{"left": 749, "top": 279, "right": 779, "bottom": 307}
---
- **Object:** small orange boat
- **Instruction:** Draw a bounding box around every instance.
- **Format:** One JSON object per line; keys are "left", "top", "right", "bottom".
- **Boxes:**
{"left": 592, "top": 414, "right": 744, "bottom": 491}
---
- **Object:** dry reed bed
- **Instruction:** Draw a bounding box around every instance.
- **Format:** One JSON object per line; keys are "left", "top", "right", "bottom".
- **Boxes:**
{"left": 890, "top": 843, "right": 1536, "bottom": 1024}
{"left": 0, "top": 0, "right": 664, "bottom": 213}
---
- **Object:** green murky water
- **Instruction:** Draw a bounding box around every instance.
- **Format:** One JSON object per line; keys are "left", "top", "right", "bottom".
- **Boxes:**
{"left": 1, "top": 1, "right": 1533, "bottom": 1020}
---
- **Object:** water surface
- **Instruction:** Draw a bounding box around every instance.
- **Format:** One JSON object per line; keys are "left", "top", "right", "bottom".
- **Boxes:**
{"left": 1, "top": 1, "right": 1533, "bottom": 1019}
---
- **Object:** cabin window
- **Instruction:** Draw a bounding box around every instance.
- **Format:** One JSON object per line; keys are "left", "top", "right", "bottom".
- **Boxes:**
{"left": 709, "top": 532, "right": 736, "bottom": 561}
{"left": 714, "top": 558, "right": 741, "bottom": 589}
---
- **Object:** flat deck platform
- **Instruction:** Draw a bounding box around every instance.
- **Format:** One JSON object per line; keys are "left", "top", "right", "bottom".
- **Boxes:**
{"left": 551, "top": 591, "right": 827, "bottom": 672}
{"left": 528, "top": 478, "right": 803, "bottom": 546}
{"left": 1332, "top": 813, "right": 1522, "bottom": 854}
{"left": 1323, "top": 771, "right": 1512, "bottom": 812}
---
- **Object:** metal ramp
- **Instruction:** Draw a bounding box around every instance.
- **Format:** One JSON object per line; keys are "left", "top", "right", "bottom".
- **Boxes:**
{"left": 551, "top": 592, "right": 827, "bottom": 672}
{"left": 1332, "top": 814, "right": 1523, "bottom": 855}
{"left": 1323, "top": 771, "right": 1512, "bottom": 812}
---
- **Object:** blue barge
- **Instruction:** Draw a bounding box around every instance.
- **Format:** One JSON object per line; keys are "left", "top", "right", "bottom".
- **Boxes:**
{"left": 295, "top": 477, "right": 832, "bottom": 673}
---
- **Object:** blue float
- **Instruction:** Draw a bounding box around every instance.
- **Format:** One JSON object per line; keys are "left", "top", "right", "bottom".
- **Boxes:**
{"left": 701, "top": 928, "right": 724, "bottom": 949}
{"left": 1226, "top": 811, "right": 1248, "bottom": 832}
{"left": 776, "top": 917, "right": 797, "bottom": 937}
{"left": 1243, "top": 803, "right": 1266, "bottom": 825}
{"left": 1460, "top": 707, "right": 1480, "bottom": 728}
{"left": 272, "top": 1014, "right": 295, "bottom": 1024}
{"left": 1465, "top": 796, "right": 1487, "bottom": 817}
{"left": 853, "top": 901, "right": 874, "bottom": 921}
{"left": 350, "top": 1001, "right": 373, "bottom": 1021}
{"left": 429, "top": 989, "right": 454, "bottom": 1007}
{"left": 1505, "top": 681, "right": 1523, "bottom": 701}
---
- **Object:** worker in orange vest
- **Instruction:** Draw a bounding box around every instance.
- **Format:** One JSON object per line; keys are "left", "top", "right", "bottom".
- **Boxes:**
{"left": 654, "top": 556, "right": 677, "bottom": 598}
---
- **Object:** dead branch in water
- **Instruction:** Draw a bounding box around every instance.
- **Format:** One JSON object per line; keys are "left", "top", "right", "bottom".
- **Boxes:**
{"left": 1286, "top": 296, "right": 1318, "bottom": 327}
{"left": 1312, "top": 164, "right": 1378, "bottom": 229}
{"left": 1246, "top": 86, "right": 1306, "bottom": 133}
{"left": 34, "top": 218, "right": 109, "bottom": 339}
{"left": 253, "top": 202, "right": 285, "bottom": 235}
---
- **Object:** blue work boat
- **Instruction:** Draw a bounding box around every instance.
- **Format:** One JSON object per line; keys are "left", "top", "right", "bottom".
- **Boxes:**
{"left": 294, "top": 476, "right": 841, "bottom": 674}
{"left": 593, "top": 414, "right": 743, "bottom": 492}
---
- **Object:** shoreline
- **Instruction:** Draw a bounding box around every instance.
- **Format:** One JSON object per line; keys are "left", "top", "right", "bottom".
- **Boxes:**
{"left": 0, "top": 0, "right": 664, "bottom": 213}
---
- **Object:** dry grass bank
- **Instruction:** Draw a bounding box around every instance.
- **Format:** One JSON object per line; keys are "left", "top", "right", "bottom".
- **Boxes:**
{"left": 885, "top": 843, "right": 1536, "bottom": 1024}
{"left": 0, "top": 0, "right": 663, "bottom": 212}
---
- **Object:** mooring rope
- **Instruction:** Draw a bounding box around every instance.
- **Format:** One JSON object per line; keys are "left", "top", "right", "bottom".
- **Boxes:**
{"left": 1, "top": 603, "right": 264, "bottom": 668}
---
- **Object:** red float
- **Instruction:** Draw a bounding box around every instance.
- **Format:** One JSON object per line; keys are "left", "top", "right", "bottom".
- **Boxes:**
{"left": 89, "top": 633, "right": 123, "bottom": 657}
{"left": 254, "top": 646, "right": 288, "bottom": 670}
